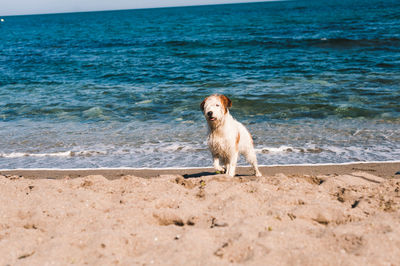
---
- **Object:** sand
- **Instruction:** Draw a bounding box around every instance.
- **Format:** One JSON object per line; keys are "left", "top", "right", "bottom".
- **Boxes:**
{"left": 1, "top": 162, "right": 400, "bottom": 265}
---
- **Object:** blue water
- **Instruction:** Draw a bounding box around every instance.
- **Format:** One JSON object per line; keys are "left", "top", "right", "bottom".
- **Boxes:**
{"left": 1, "top": 0, "right": 399, "bottom": 169}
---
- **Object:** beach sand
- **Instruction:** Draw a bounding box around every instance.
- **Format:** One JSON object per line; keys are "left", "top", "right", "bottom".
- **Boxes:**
{"left": 1, "top": 162, "right": 400, "bottom": 265}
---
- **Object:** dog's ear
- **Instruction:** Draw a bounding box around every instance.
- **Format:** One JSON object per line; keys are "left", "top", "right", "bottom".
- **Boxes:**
{"left": 200, "top": 98, "right": 206, "bottom": 112}
{"left": 220, "top": 95, "right": 232, "bottom": 111}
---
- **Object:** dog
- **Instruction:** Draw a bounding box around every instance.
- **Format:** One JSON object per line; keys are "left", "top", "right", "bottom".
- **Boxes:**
{"left": 200, "top": 94, "right": 262, "bottom": 177}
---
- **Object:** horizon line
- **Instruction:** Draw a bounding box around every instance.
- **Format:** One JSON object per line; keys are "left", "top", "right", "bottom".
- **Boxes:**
{"left": 0, "top": 0, "right": 283, "bottom": 17}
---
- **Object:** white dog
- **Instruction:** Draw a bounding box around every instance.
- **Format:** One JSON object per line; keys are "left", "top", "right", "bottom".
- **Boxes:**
{"left": 200, "top": 94, "right": 262, "bottom": 177}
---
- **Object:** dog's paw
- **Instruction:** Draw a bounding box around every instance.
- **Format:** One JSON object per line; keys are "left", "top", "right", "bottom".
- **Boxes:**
{"left": 215, "top": 167, "right": 226, "bottom": 174}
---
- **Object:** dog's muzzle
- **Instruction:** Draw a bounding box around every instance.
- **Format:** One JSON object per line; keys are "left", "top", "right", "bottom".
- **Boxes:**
{"left": 207, "top": 111, "right": 216, "bottom": 121}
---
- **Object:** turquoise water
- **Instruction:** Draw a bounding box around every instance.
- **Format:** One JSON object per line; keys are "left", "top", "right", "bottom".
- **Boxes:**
{"left": 0, "top": 0, "right": 399, "bottom": 168}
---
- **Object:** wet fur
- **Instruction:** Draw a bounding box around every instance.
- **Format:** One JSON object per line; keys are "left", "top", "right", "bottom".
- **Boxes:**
{"left": 201, "top": 94, "right": 262, "bottom": 177}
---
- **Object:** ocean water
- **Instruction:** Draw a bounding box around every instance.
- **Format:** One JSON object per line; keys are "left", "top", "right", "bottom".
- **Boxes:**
{"left": 0, "top": 0, "right": 399, "bottom": 169}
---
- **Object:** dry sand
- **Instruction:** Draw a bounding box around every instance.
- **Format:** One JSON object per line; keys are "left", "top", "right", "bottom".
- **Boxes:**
{"left": 1, "top": 162, "right": 400, "bottom": 265}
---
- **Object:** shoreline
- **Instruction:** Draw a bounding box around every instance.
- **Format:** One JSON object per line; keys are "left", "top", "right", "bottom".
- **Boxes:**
{"left": 1, "top": 161, "right": 399, "bottom": 179}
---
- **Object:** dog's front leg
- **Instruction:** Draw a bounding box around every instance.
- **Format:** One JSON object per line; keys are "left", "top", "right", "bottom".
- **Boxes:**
{"left": 226, "top": 152, "right": 238, "bottom": 177}
{"left": 213, "top": 157, "right": 225, "bottom": 173}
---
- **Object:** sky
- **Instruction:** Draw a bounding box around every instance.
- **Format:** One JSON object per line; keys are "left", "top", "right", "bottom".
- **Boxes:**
{"left": 0, "top": 0, "right": 273, "bottom": 16}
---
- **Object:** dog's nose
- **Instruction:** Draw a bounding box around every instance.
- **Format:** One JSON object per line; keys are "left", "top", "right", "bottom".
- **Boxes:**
{"left": 207, "top": 111, "right": 213, "bottom": 117}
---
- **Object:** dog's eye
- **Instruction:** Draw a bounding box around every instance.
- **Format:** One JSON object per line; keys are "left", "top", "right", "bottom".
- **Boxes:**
{"left": 216, "top": 104, "right": 220, "bottom": 107}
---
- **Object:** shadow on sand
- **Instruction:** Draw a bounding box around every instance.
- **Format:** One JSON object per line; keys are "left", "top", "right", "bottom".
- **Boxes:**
{"left": 183, "top": 172, "right": 216, "bottom": 179}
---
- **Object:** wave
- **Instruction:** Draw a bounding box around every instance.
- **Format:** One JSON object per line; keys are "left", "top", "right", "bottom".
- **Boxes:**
{"left": 227, "top": 37, "right": 400, "bottom": 50}
{"left": 1, "top": 142, "right": 399, "bottom": 169}
{"left": 305, "top": 37, "right": 400, "bottom": 49}
{"left": 0, "top": 143, "right": 206, "bottom": 160}
{"left": 255, "top": 146, "right": 324, "bottom": 154}
{"left": 0, "top": 145, "right": 331, "bottom": 160}
{"left": 38, "top": 36, "right": 400, "bottom": 52}
{"left": 0, "top": 151, "right": 107, "bottom": 158}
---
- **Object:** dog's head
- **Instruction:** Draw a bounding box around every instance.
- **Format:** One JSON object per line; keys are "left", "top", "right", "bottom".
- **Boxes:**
{"left": 200, "top": 94, "right": 232, "bottom": 124}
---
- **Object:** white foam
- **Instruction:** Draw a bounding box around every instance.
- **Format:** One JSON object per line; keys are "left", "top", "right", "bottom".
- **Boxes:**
{"left": 0, "top": 151, "right": 72, "bottom": 158}
{"left": 256, "top": 146, "right": 298, "bottom": 153}
{"left": 0, "top": 150, "right": 107, "bottom": 158}
{"left": 139, "top": 142, "right": 206, "bottom": 154}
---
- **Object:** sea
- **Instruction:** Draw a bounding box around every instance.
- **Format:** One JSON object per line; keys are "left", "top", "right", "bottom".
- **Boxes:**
{"left": 0, "top": 0, "right": 399, "bottom": 169}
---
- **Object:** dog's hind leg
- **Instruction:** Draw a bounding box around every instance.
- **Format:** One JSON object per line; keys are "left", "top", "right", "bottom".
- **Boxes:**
{"left": 244, "top": 149, "right": 262, "bottom": 177}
